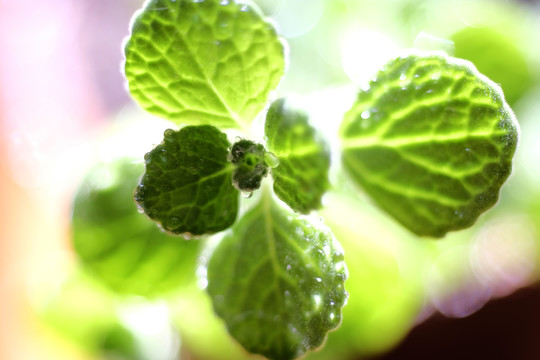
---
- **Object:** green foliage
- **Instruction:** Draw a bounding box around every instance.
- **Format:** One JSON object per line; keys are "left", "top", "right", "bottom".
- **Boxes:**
{"left": 134, "top": 125, "right": 238, "bottom": 236}
{"left": 65, "top": 1, "right": 525, "bottom": 359}
{"left": 124, "top": 0, "right": 285, "bottom": 129}
{"left": 452, "top": 26, "right": 533, "bottom": 106}
{"left": 72, "top": 159, "right": 200, "bottom": 296}
{"left": 206, "top": 189, "right": 348, "bottom": 360}
{"left": 37, "top": 271, "right": 141, "bottom": 359}
{"left": 265, "top": 98, "right": 331, "bottom": 214}
{"left": 230, "top": 139, "right": 270, "bottom": 192}
{"left": 341, "top": 53, "right": 519, "bottom": 237}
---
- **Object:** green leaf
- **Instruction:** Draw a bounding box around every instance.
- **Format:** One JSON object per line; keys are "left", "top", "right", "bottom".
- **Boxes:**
{"left": 206, "top": 190, "right": 348, "bottom": 360}
{"left": 230, "top": 139, "right": 269, "bottom": 192}
{"left": 340, "top": 52, "right": 519, "bottom": 237}
{"left": 135, "top": 125, "right": 238, "bottom": 236}
{"left": 265, "top": 98, "right": 331, "bottom": 213}
{"left": 72, "top": 159, "right": 200, "bottom": 297}
{"left": 124, "top": 0, "right": 285, "bottom": 129}
{"left": 452, "top": 26, "right": 533, "bottom": 106}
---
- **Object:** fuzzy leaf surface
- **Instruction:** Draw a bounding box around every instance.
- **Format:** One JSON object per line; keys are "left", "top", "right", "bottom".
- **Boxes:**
{"left": 340, "top": 52, "right": 519, "bottom": 237}
{"left": 134, "top": 125, "right": 238, "bottom": 236}
{"left": 206, "top": 191, "right": 347, "bottom": 360}
{"left": 265, "top": 98, "right": 331, "bottom": 213}
{"left": 72, "top": 159, "right": 200, "bottom": 296}
{"left": 124, "top": 0, "right": 285, "bottom": 129}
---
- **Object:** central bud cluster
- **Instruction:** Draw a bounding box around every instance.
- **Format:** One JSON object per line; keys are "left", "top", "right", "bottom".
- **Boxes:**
{"left": 230, "top": 139, "right": 269, "bottom": 192}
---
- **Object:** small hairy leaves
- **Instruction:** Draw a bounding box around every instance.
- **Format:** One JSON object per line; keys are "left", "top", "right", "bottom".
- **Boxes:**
{"left": 72, "top": 159, "right": 200, "bottom": 296}
{"left": 206, "top": 190, "right": 348, "bottom": 360}
{"left": 230, "top": 139, "right": 269, "bottom": 192}
{"left": 124, "top": 0, "right": 285, "bottom": 129}
{"left": 134, "top": 125, "right": 238, "bottom": 236}
{"left": 340, "top": 52, "right": 519, "bottom": 237}
{"left": 265, "top": 98, "right": 331, "bottom": 214}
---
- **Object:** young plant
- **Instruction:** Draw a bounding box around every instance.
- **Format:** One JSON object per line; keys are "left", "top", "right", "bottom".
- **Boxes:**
{"left": 73, "top": 0, "right": 519, "bottom": 359}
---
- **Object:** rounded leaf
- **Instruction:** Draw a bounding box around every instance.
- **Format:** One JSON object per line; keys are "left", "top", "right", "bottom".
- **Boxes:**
{"left": 124, "top": 0, "right": 285, "bottom": 129}
{"left": 134, "top": 125, "right": 238, "bottom": 236}
{"left": 340, "top": 52, "right": 519, "bottom": 237}
{"left": 72, "top": 159, "right": 200, "bottom": 296}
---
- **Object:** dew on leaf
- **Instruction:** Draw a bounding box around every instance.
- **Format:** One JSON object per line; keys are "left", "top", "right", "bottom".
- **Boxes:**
{"left": 206, "top": 192, "right": 347, "bottom": 359}
{"left": 164, "top": 128, "right": 175, "bottom": 140}
{"left": 322, "top": 245, "right": 331, "bottom": 256}
{"left": 264, "top": 152, "right": 280, "bottom": 168}
{"left": 241, "top": 191, "right": 253, "bottom": 199}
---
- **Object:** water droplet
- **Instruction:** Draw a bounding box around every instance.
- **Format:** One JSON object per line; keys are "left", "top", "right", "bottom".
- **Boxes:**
{"left": 166, "top": 217, "right": 181, "bottom": 230}
{"left": 361, "top": 110, "right": 371, "bottom": 119}
{"left": 137, "top": 205, "right": 145, "bottom": 214}
{"left": 329, "top": 313, "right": 335, "bottom": 320}
{"left": 315, "top": 277, "right": 322, "bottom": 283}
{"left": 241, "top": 191, "right": 253, "bottom": 198}
{"left": 399, "top": 73, "right": 407, "bottom": 81}
{"left": 182, "top": 232, "right": 195, "bottom": 240}
{"left": 220, "top": 0, "right": 228, "bottom": 5}
{"left": 286, "top": 264, "right": 292, "bottom": 271}
{"left": 330, "top": 301, "right": 335, "bottom": 306}
{"left": 284, "top": 290, "right": 291, "bottom": 297}
{"left": 164, "top": 129, "right": 175, "bottom": 138}
{"left": 264, "top": 152, "right": 280, "bottom": 168}
{"left": 323, "top": 245, "right": 331, "bottom": 256}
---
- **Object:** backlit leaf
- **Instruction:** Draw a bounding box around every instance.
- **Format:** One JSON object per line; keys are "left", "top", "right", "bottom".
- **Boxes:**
{"left": 124, "top": 0, "right": 285, "bottom": 129}
{"left": 206, "top": 190, "right": 348, "bottom": 360}
{"left": 340, "top": 52, "right": 519, "bottom": 237}
{"left": 265, "top": 98, "right": 331, "bottom": 213}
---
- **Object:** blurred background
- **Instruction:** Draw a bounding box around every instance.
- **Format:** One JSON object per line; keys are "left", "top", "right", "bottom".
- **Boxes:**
{"left": 1, "top": 0, "right": 540, "bottom": 359}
